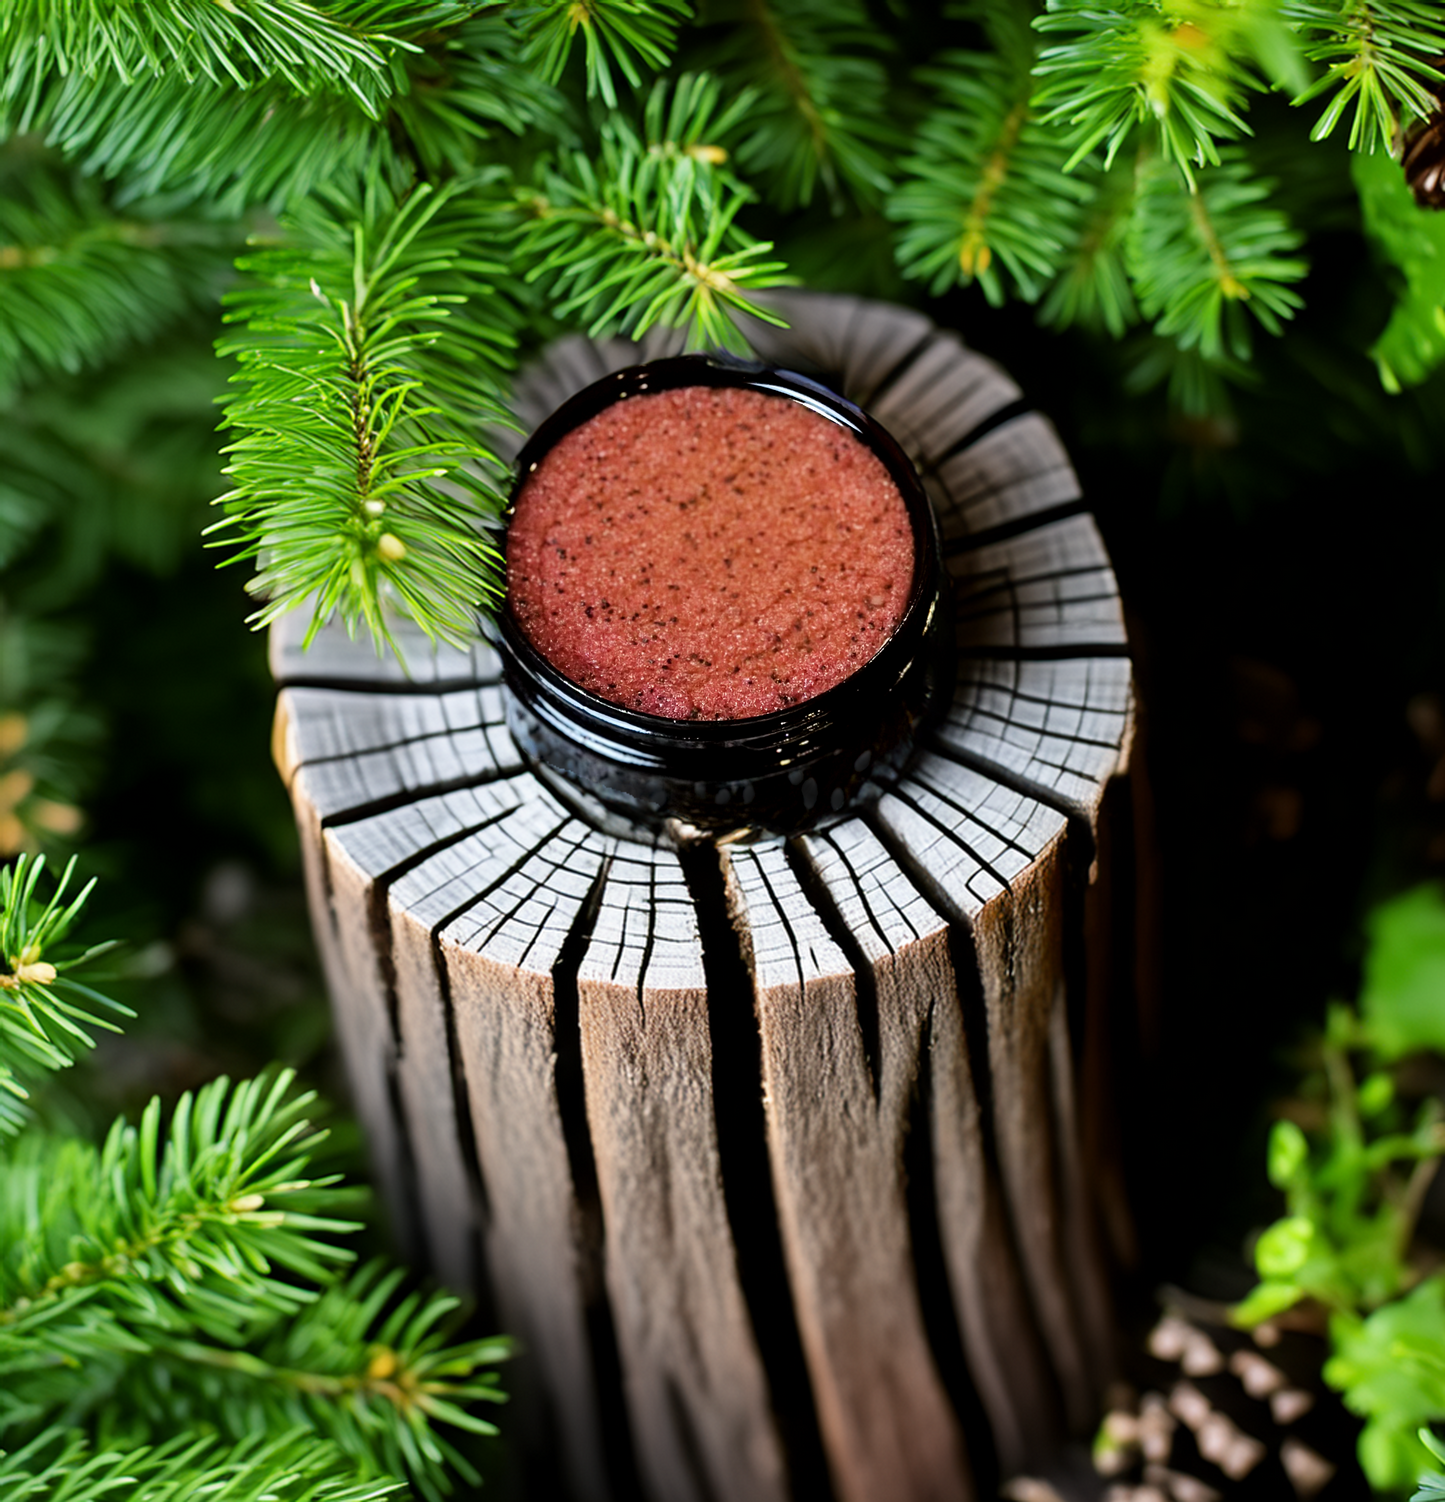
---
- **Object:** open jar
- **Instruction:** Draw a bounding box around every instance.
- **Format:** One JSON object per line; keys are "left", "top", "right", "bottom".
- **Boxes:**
{"left": 494, "top": 354, "right": 953, "bottom": 835}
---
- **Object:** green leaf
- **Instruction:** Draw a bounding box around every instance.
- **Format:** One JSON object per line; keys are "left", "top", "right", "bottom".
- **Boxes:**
{"left": 1268, "top": 1117, "right": 1310, "bottom": 1188}
{"left": 1414, "top": 1428, "right": 1445, "bottom": 1502}
{"left": 1358, "top": 882, "right": 1445, "bottom": 1058}
{"left": 1326, "top": 1280, "right": 1445, "bottom": 1491}
{"left": 1256, "top": 1214, "right": 1315, "bottom": 1276}
{"left": 1354, "top": 147, "right": 1445, "bottom": 390}
{"left": 1231, "top": 1277, "right": 1305, "bottom": 1324}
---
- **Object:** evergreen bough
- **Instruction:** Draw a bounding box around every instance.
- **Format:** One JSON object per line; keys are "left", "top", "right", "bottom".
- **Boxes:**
{"left": 2, "top": 0, "right": 1444, "bottom": 646}
{"left": 0, "top": 856, "right": 511, "bottom": 1502}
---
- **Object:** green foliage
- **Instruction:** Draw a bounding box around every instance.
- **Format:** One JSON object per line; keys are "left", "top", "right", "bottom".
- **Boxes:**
{"left": 0, "top": 955, "right": 513, "bottom": 1502}
{"left": 0, "top": 612, "right": 98, "bottom": 854}
{"left": 0, "top": 854, "right": 124, "bottom": 1137}
{"left": 0, "top": 1429, "right": 407, "bottom": 1502}
{"left": 214, "top": 177, "right": 518, "bottom": 651}
{"left": 0, "top": 0, "right": 452, "bottom": 109}
{"left": 518, "top": 0, "right": 691, "bottom": 106}
{"left": 889, "top": 2, "right": 1094, "bottom": 302}
{"left": 517, "top": 74, "right": 791, "bottom": 349}
{"left": 1126, "top": 147, "right": 1307, "bottom": 359}
{"left": 696, "top": 0, "right": 898, "bottom": 211}
{"left": 123, "top": 1262, "right": 511, "bottom": 1495}
{"left": 1234, "top": 888, "right": 1445, "bottom": 1492}
{"left": 1354, "top": 149, "right": 1445, "bottom": 391}
{"left": 1032, "top": 0, "right": 1307, "bottom": 181}
{"left": 1037, "top": 155, "right": 1140, "bottom": 333}
{"left": 1413, "top": 1427, "right": 1445, "bottom": 1502}
{"left": 5, "top": 11, "right": 560, "bottom": 217}
{"left": 0, "top": 1070, "right": 356, "bottom": 1344}
{"left": 1359, "top": 882, "right": 1445, "bottom": 1059}
{"left": 0, "top": 149, "right": 232, "bottom": 396}
{"left": 1327, "top": 1279, "right": 1445, "bottom": 1492}
{"left": 0, "top": 338, "right": 225, "bottom": 607}
{"left": 1232, "top": 1008, "right": 1444, "bottom": 1326}
{"left": 1291, "top": 0, "right": 1445, "bottom": 154}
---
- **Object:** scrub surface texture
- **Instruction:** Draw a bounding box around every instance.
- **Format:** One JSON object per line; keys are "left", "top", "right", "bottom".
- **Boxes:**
{"left": 507, "top": 384, "right": 914, "bottom": 720}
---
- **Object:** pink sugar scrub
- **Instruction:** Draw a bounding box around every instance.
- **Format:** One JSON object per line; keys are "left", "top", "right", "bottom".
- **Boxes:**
{"left": 506, "top": 385, "right": 916, "bottom": 721}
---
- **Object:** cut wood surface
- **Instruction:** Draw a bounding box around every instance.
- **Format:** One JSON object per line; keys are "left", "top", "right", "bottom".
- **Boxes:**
{"left": 273, "top": 292, "right": 1139, "bottom": 1502}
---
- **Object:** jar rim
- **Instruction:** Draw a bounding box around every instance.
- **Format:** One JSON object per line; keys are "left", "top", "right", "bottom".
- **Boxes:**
{"left": 497, "top": 353, "right": 942, "bottom": 750}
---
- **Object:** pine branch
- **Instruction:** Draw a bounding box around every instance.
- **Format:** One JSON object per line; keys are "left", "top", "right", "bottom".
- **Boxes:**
{"left": 10, "top": 18, "right": 565, "bottom": 217}
{"left": 517, "top": 0, "right": 691, "bottom": 106}
{"left": 1123, "top": 328, "right": 1251, "bottom": 414}
{"left": 0, "top": 1070, "right": 358, "bottom": 1356}
{"left": 1290, "top": 0, "right": 1445, "bottom": 153}
{"left": 0, "top": 0, "right": 462, "bottom": 116}
{"left": 1, "top": 338, "right": 226, "bottom": 615}
{"left": 888, "top": 3, "right": 1094, "bottom": 302}
{"left": 0, "top": 854, "right": 125, "bottom": 1133}
{"left": 1032, "top": 0, "right": 1308, "bottom": 184}
{"left": 0, "top": 150, "right": 233, "bottom": 394}
{"left": 0, "top": 1428, "right": 407, "bottom": 1502}
{"left": 214, "top": 176, "right": 519, "bottom": 650}
{"left": 695, "top": 0, "right": 899, "bottom": 211}
{"left": 516, "top": 74, "right": 792, "bottom": 350}
{"left": 1352, "top": 146, "right": 1445, "bottom": 388}
{"left": 1039, "top": 157, "right": 1139, "bottom": 334}
{"left": 1126, "top": 147, "right": 1309, "bottom": 360}
{"left": 130, "top": 1262, "right": 511, "bottom": 1502}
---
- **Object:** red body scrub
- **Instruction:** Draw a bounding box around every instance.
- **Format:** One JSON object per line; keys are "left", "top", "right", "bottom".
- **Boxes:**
{"left": 507, "top": 385, "right": 915, "bottom": 721}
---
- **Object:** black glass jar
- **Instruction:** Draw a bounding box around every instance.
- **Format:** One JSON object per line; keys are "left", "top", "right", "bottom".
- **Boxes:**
{"left": 493, "top": 354, "right": 953, "bottom": 836}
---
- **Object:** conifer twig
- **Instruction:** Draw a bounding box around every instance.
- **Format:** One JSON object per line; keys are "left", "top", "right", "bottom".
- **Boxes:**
{"left": 1290, "top": 0, "right": 1445, "bottom": 153}
{"left": 697, "top": 0, "right": 898, "bottom": 210}
{"left": 213, "top": 176, "right": 519, "bottom": 650}
{"left": 1126, "top": 148, "right": 1308, "bottom": 361}
{"left": 517, "top": 0, "right": 691, "bottom": 106}
{"left": 889, "top": 5, "right": 1094, "bottom": 303}
{"left": 516, "top": 75, "right": 792, "bottom": 350}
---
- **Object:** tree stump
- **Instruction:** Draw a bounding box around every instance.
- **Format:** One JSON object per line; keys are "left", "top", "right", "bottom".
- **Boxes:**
{"left": 272, "top": 292, "right": 1142, "bottom": 1502}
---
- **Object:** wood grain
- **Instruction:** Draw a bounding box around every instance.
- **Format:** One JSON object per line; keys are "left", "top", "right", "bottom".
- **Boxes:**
{"left": 578, "top": 840, "right": 789, "bottom": 1502}
{"left": 725, "top": 838, "right": 972, "bottom": 1502}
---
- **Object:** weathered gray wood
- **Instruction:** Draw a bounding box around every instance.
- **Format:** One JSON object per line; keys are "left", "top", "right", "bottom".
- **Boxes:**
{"left": 796, "top": 819, "right": 1059, "bottom": 1474}
{"left": 274, "top": 290, "right": 1142, "bottom": 1502}
{"left": 872, "top": 758, "right": 1108, "bottom": 1430}
{"left": 273, "top": 697, "right": 412, "bottom": 1255}
{"left": 269, "top": 600, "right": 501, "bottom": 686}
{"left": 577, "top": 841, "right": 790, "bottom": 1502}
{"left": 320, "top": 780, "right": 533, "bottom": 1290}
{"left": 724, "top": 839, "right": 972, "bottom": 1502}
{"left": 391, "top": 795, "right": 615, "bottom": 1502}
